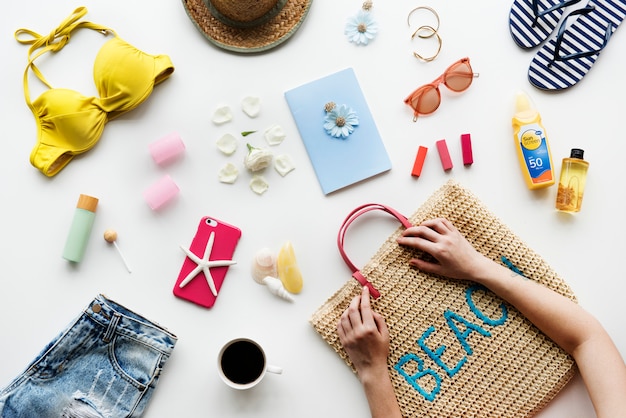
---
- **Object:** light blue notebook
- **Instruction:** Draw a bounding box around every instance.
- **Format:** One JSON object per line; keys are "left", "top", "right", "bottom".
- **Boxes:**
{"left": 284, "top": 68, "right": 391, "bottom": 195}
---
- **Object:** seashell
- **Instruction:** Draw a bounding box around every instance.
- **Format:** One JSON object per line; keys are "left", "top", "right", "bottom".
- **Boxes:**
{"left": 274, "top": 154, "right": 295, "bottom": 177}
{"left": 262, "top": 276, "right": 294, "bottom": 302}
{"left": 251, "top": 248, "right": 277, "bottom": 284}
{"left": 276, "top": 241, "right": 303, "bottom": 294}
{"left": 212, "top": 105, "right": 233, "bottom": 124}
{"left": 218, "top": 163, "right": 238, "bottom": 184}
{"left": 242, "top": 96, "right": 261, "bottom": 118}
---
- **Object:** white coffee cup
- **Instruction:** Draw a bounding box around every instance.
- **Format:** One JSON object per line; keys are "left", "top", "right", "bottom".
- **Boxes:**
{"left": 217, "top": 338, "right": 283, "bottom": 389}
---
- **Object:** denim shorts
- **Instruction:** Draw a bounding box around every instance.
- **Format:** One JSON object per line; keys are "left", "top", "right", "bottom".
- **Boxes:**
{"left": 0, "top": 294, "right": 177, "bottom": 418}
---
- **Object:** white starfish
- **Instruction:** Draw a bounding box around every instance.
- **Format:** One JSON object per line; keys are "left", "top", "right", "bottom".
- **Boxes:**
{"left": 178, "top": 231, "right": 236, "bottom": 296}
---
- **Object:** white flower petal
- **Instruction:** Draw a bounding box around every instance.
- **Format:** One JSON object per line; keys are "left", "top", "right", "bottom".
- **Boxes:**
{"left": 218, "top": 163, "right": 239, "bottom": 183}
{"left": 264, "top": 124, "right": 286, "bottom": 146}
{"left": 346, "top": 115, "right": 359, "bottom": 126}
{"left": 324, "top": 121, "right": 336, "bottom": 130}
{"left": 212, "top": 105, "right": 233, "bottom": 124}
{"left": 274, "top": 154, "right": 295, "bottom": 176}
{"left": 242, "top": 96, "right": 261, "bottom": 118}
{"left": 216, "top": 133, "right": 238, "bottom": 155}
{"left": 250, "top": 175, "right": 269, "bottom": 194}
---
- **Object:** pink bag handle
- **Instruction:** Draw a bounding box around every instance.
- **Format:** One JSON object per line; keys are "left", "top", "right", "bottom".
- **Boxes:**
{"left": 337, "top": 204, "right": 413, "bottom": 299}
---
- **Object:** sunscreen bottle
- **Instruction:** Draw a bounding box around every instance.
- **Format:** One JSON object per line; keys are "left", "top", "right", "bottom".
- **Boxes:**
{"left": 555, "top": 148, "right": 589, "bottom": 213}
{"left": 62, "top": 194, "right": 99, "bottom": 262}
{"left": 512, "top": 92, "right": 555, "bottom": 189}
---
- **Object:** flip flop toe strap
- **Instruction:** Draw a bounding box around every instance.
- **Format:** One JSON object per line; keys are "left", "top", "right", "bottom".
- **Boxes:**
{"left": 533, "top": 0, "right": 582, "bottom": 25}
{"left": 510, "top": 0, "right": 583, "bottom": 48}
{"left": 551, "top": 5, "right": 613, "bottom": 64}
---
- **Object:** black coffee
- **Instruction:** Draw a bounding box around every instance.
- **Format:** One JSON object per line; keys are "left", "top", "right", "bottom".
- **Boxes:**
{"left": 220, "top": 340, "right": 265, "bottom": 384}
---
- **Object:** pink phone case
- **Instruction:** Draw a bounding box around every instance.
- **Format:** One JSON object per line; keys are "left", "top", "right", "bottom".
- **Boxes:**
{"left": 173, "top": 216, "right": 242, "bottom": 308}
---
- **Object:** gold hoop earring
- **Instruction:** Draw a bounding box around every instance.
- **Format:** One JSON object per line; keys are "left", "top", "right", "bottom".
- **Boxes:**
{"left": 407, "top": 6, "right": 442, "bottom": 62}
{"left": 411, "top": 25, "right": 442, "bottom": 62}
{"left": 407, "top": 6, "right": 440, "bottom": 33}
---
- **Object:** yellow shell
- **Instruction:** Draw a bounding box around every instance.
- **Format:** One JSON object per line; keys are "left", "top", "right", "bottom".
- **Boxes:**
{"left": 276, "top": 241, "right": 303, "bottom": 294}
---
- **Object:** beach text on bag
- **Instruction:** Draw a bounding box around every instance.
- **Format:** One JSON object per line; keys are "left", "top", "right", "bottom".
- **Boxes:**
{"left": 393, "top": 285, "right": 509, "bottom": 402}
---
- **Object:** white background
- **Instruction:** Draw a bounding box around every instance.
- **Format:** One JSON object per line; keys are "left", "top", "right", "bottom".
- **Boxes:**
{"left": 1, "top": 1, "right": 624, "bottom": 417}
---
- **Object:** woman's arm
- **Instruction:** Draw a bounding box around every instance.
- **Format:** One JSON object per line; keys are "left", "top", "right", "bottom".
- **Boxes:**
{"left": 337, "top": 286, "right": 403, "bottom": 418}
{"left": 397, "top": 218, "right": 626, "bottom": 418}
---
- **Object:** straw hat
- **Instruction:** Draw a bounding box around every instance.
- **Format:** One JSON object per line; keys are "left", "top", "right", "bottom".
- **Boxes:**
{"left": 182, "top": 0, "right": 313, "bottom": 53}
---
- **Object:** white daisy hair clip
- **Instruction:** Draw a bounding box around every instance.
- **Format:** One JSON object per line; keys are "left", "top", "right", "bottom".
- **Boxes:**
{"left": 345, "top": 1, "right": 378, "bottom": 46}
{"left": 323, "top": 102, "right": 359, "bottom": 139}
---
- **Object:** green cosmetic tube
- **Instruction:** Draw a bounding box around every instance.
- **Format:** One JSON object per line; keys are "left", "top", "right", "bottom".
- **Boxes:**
{"left": 62, "top": 194, "right": 99, "bottom": 263}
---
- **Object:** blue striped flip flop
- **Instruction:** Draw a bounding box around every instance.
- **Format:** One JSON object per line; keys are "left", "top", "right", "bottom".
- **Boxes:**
{"left": 509, "top": 0, "right": 582, "bottom": 48}
{"left": 528, "top": 0, "right": 626, "bottom": 90}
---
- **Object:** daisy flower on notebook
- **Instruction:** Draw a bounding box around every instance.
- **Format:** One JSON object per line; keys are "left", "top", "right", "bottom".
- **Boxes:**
{"left": 324, "top": 102, "right": 359, "bottom": 139}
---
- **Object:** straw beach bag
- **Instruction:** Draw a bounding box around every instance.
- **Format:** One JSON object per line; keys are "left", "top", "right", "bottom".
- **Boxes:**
{"left": 310, "top": 180, "right": 577, "bottom": 417}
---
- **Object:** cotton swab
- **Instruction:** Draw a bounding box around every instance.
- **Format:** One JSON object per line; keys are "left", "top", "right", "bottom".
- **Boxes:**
{"left": 104, "top": 229, "right": 132, "bottom": 273}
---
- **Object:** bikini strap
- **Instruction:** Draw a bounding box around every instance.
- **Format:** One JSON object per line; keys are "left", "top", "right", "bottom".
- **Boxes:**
{"left": 14, "top": 7, "right": 114, "bottom": 107}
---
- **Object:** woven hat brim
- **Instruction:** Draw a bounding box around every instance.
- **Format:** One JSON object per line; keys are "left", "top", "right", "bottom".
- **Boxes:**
{"left": 182, "top": 0, "right": 312, "bottom": 53}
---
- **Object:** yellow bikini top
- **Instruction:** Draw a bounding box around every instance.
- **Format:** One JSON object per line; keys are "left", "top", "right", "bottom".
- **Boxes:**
{"left": 15, "top": 7, "right": 174, "bottom": 177}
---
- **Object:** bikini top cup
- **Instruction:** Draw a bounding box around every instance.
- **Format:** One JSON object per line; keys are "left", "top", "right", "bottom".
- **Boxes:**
{"left": 15, "top": 7, "right": 174, "bottom": 177}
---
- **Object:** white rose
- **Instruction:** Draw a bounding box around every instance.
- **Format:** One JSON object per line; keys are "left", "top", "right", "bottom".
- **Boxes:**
{"left": 244, "top": 143, "right": 273, "bottom": 172}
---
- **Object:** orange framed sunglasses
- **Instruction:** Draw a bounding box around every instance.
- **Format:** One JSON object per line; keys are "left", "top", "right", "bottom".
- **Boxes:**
{"left": 404, "top": 57, "right": 478, "bottom": 122}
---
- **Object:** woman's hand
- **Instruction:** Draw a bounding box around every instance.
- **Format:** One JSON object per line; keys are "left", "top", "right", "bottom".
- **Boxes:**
{"left": 397, "top": 218, "right": 494, "bottom": 282}
{"left": 337, "top": 286, "right": 390, "bottom": 379}
{"left": 337, "top": 286, "right": 403, "bottom": 418}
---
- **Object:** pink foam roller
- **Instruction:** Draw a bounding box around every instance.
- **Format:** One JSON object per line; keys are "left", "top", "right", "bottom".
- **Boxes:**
{"left": 149, "top": 132, "right": 185, "bottom": 165}
{"left": 143, "top": 175, "right": 180, "bottom": 210}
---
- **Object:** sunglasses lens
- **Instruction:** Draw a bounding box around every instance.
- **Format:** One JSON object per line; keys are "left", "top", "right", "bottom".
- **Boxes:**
{"left": 445, "top": 61, "right": 473, "bottom": 92}
{"left": 412, "top": 86, "right": 441, "bottom": 114}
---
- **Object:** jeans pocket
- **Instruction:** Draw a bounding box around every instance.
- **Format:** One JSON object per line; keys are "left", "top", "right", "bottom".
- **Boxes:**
{"left": 109, "top": 334, "right": 162, "bottom": 388}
